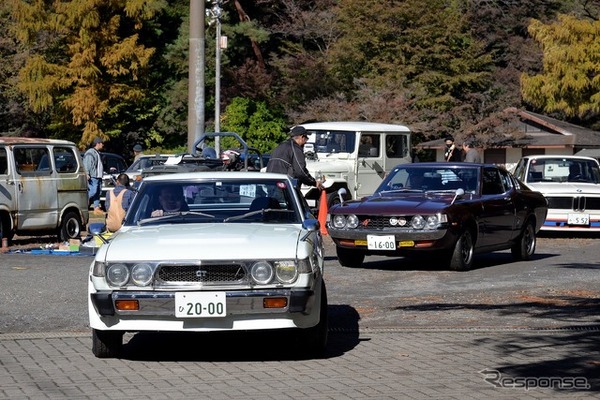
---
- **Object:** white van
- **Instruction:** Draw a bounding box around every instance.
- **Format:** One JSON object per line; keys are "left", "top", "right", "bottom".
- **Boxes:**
{"left": 298, "top": 121, "right": 413, "bottom": 207}
{"left": 0, "top": 137, "right": 90, "bottom": 243}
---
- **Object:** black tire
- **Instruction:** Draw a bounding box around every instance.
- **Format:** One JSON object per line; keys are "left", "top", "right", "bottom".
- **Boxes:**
{"left": 336, "top": 246, "right": 365, "bottom": 268}
{"left": 0, "top": 213, "right": 13, "bottom": 244}
{"left": 326, "top": 192, "right": 341, "bottom": 208}
{"left": 511, "top": 220, "right": 536, "bottom": 261}
{"left": 58, "top": 211, "right": 82, "bottom": 242}
{"left": 449, "top": 230, "right": 474, "bottom": 271}
{"left": 299, "top": 281, "right": 328, "bottom": 357}
{"left": 92, "top": 329, "right": 123, "bottom": 358}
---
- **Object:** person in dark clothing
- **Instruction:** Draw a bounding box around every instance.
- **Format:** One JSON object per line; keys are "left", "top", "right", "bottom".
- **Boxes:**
{"left": 266, "top": 126, "right": 323, "bottom": 190}
{"left": 443, "top": 135, "right": 462, "bottom": 162}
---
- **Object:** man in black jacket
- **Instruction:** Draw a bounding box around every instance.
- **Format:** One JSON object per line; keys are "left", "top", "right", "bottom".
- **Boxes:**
{"left": 267, "top": 126, "right": 323, "bottom": 190}
{"left": 443, "top": 135, "right": 462, "bottom": 162}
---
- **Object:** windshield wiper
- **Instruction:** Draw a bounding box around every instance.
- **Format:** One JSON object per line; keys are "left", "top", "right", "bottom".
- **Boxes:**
{"left": 379, "top": 189, "right": 423, "bottom": 195}
{"left": 137, "top": 211, "right": 215, "bottom": 226}
{"left": 224, "top": 208, "right": 288, "bottom": 222}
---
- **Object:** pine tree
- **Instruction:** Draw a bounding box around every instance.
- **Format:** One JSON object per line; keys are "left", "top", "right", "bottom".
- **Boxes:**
{"left": 521, "top": 14, "right": 600, "bottom": 122}
{"left": 11, "top": 0, "right": 163, "bottom": 147}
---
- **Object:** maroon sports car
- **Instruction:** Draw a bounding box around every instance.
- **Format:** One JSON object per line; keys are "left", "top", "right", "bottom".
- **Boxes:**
{"left": 326, "top": 162, "right": 548, "bottom": 271}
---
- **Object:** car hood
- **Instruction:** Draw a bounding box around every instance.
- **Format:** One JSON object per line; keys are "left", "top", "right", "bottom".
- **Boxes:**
{"left": 305, "top": 158, "right": 352, "bottom": 175}
{"left": 101, "top": 224, "right": 302, "bottom": 261}
{"left": 525, "top": 182, "right": 600, "bottom": 195}
{"left": 330, "top": 192, "right": 459, "bottom": 214}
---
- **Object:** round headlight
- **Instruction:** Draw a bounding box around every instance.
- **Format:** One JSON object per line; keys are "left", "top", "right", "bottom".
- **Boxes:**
{"left": 332, "top": 214, "right": 346, "bottom": 228}
{"left": 106, "top": 264, "right": 130, "bottom": 286}
{"left": 131, "top": 263, "right": 153, "bottom": 286}
{"left": 425, "top": 215, "right": 439, "bottom": 229}
{"left": 251, "top": 261, "right": 274, "bottom": 284}
{"left": 346, "top": 214, "right": 359, "bottom": 229}
{"left": 275, "top": 261, "right": 298, "bottom": 283}
{"left": 411, "top": 215, "right": 426, "bottom": 230}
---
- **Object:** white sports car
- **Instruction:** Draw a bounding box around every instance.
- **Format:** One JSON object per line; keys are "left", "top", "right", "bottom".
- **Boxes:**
{"left": 513, "top": 155, "right": 600, "bottom": 232}
{"left": 88, "top": 172, "right": 327, "bottom": 358}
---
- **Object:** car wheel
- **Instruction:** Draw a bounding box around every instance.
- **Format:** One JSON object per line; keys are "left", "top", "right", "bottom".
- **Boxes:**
{"left": 449, "top": 230, "right": 474, "bottom": 271}
{"left": 511, "top": 220, "right": 536, "bottom": 261}
{"left": 336, "top": 246, "right": 365, "bottom": 268}
{"left": 92, "top": 329, "right": 123, "bottom": 358}
{"left": 298, "top": 281, "right": 328, "bottom": 357}
{"left": 58, "top": 211, "right": 82, "bottom": 242}
{"left": 326, "top": 192, "right": 341, "bottom": 208}
{"left": 0, "top": 213, "right": 13, "bottom": 244}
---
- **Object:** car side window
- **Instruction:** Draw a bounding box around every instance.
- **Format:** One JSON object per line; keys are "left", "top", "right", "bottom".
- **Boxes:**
{"left": 358, "top": 134, "right": 380, "bottom": 157}
{"left": 385, "top": 134, "right": 409, "bottom": 158}
{"left": 0, "top": 147, "right": 7, "bottom": 175}
{"left": 482, "top": 168, "right": 506, "bottom": 195}
{"left": 14, "top": 147, "right": 51, "bottom": 176}
{"left": 54, "top": 147, "right": 78, "bottom": 173}
{"left": 498, "top": 169, "right": 514, "bottom": 190}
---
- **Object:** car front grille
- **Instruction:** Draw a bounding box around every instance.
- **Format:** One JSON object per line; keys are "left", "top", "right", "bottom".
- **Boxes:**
{"left": 356, "top": 216, "right": 405, "bottom": 230}
{"left": 546, "top": 196, "right": 600, "bottom": 211}
{"left": 157, "top": 263, "right": 246, "bottom": 284}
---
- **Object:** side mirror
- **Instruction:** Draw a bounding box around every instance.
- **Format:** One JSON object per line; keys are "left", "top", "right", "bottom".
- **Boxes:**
{"left": 301, "top": 219, "right": 319, "bottom": 241}
{"left": 451, "top": 188, "right": 465, "bottom": 205}
{"left": 337, "top": 188, "right": 347, "bottom": 205}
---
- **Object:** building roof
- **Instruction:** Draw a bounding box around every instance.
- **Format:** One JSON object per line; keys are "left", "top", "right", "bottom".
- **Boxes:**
{"left": 415, "top": 108, "right": 600, "bottom": 150}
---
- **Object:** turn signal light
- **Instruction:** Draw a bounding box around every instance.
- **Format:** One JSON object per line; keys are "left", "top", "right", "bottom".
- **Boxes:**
{"left": 263, "top": 297, "right": 288, "bottom": 309}
{"left": 115, "top": 300, "right": 139, "bottom": 311}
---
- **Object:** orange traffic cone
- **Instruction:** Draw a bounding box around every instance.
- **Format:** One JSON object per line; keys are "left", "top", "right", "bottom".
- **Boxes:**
{"left": 318, "top": 190, "right": 328, "bottom": 235}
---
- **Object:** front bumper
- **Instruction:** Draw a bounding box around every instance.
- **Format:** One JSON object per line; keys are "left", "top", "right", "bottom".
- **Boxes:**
{"left": 328, "top": 227, "right": 457, "bottom": 253}
{"left": 89, "top": 287, "right": 320, "bottom": 331}
{"left": 542, "top": 211, "right": 600, "bottom": 231}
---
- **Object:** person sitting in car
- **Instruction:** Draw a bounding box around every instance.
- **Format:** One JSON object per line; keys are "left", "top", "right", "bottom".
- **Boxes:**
{"left": 151, "top": 186, "right": 188, "bottom": 217}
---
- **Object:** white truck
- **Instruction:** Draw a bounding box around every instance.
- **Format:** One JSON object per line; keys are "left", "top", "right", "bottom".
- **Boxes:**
{"left": 298, "top": 121, "right": 412, "bottom": 207}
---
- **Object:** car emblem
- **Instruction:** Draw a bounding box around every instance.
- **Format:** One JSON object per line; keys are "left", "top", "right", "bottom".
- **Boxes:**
{"left": 361, "top": 219, "right": 370, "bottom": 227}
{"left": 196, "top": 269, "right": 208, "bottom": 278}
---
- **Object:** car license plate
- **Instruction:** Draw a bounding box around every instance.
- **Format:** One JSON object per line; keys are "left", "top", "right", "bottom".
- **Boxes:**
{"left": 367, "top": 235, "right": 396, "bottom": 250}
{"left": 567, "top": 213, "right": 589, "bottom": 225}
{"left": 175, "top": 292, "right": 226, "bottom": 318}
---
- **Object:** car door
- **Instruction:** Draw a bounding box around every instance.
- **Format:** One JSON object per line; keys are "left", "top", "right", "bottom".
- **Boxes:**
{"left": 13, "top": 145, "right": 58, "bottom": 230}
{"left": 0, "top": 146, "right": 17, "bottom": 233}
{"left": 478, "top": 167, "right": 515, "bottom": 247}
{"left": 356, "top": 133, "right": 384, "bottom": 197}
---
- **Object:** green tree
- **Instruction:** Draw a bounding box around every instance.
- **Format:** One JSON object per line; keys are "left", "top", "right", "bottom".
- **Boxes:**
{"left": 521, "top": 14, "right": 600, "bottom": 122}
{"left": 11, "top": 0, "right": 164, "bottom": 147}
{"left": 221, "top": 97, "right": 287, "bottom": 153}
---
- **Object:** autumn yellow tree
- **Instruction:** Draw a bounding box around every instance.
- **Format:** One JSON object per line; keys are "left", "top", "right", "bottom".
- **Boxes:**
{"left": 10, "top": 0, "right": 162, "bottom": 147}
{"left": 521, "top": 14, "right": 600, "bottom": 121}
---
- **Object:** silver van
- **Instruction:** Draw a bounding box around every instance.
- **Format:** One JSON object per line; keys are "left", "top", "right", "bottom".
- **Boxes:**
{"left": 0, "top": 137, "right": 89, "bottom": 243}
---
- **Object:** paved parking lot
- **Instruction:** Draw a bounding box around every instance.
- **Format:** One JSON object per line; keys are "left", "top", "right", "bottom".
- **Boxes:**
{"left": 1, "top": 235, "right": 599, "bottom": 398}
{"left": 1, "top": 328, "right": 598, "bottom": 399}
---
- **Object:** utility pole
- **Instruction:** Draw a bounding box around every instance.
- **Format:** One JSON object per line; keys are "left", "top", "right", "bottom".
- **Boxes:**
{"left": 188, "top": 0, "right": 206, "bottom": 153}
{"left": 207, "top": 0, "right": 224, "bottom": 155}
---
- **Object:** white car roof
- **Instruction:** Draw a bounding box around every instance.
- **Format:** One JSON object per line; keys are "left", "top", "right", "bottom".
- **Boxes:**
{"left": 299, "top": 121, "right": 411, "bottom": 132}
{"left": 524, "top": 155, "right": 599, "bottom": 162}
{"left": 142, "top": 171, "right": 289, "bottom": 182}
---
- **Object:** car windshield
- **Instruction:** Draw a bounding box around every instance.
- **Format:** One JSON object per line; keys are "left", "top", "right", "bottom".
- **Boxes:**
{"left": 125, "top": 178, "right": 302, "bottom": 226}
{"left": 525, "top": 158, "right": 600, "bottom": 184}
{"left": 378, "top": 166, "right": 479, "bottom": 194}
{"left": 305, "top": 130, "right": 356, "bottom": 154}
{"left": 126, "top": 156, "right": 169, "bottom": 172}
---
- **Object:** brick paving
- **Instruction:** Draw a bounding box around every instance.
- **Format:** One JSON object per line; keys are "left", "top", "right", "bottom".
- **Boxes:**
{"left": 0, "top": 328, "right": 598, "bottom": 399}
